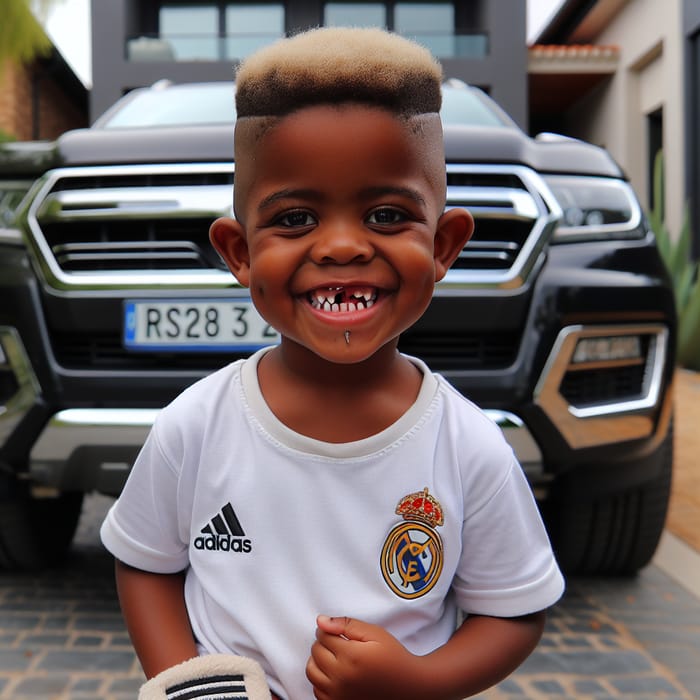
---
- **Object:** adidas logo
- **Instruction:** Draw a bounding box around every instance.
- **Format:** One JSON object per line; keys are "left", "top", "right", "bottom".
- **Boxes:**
{"left": 194, "top": 502, "right": 252, "bottom": 553}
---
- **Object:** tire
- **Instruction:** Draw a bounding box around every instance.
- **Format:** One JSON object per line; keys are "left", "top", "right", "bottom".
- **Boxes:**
{"left": 0, "top": 478, "right": 84, "bottom": 571}
{"left": 544, "top": 423, "right": 673, "bottom": 576}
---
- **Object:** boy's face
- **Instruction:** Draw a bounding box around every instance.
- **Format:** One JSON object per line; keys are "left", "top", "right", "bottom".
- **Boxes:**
{"left": 211, "top": 104, "right": 473, "bottom": 365}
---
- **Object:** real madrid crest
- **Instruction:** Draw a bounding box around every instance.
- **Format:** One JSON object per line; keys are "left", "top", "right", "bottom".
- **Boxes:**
{"left": 380, "top": 487, "right": 444, "bottom": 599}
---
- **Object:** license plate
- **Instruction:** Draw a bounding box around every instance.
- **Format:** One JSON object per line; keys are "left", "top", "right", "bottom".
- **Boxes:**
{"left": 124, "top": 299, "right": 280, "bottom": 351}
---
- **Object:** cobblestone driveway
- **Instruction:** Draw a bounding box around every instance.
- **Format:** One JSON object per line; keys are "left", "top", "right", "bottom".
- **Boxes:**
{"left": 0, "top": 495, "right": 699, "bottom": 699}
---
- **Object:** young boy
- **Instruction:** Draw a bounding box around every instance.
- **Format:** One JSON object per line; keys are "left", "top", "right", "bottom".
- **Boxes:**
{"left": 101, "top": 26, "right": 564, "bottom": 700}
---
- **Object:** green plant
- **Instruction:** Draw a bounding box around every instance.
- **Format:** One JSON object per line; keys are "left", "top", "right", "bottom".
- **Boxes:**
{"left": 648, "top": 151, "right": 700, "bottom": 370}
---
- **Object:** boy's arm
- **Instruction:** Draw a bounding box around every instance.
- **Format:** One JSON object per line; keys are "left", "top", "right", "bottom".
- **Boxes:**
{"left": 306, "top": 611, "right": 545, "bottom": 700}
{"left": 116, "top": 561, "right": 284, "bottom": 700}
{"left": 115, "top": 560, "right": 199, "bottom": 679}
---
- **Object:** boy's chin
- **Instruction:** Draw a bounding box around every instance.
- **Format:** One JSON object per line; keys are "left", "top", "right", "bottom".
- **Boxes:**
{"left": 282, "top": 334, "right": 399, "bottom": 366}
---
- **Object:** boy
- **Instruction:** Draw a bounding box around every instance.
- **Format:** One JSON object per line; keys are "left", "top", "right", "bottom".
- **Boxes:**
{"left": 101, "top": 26, "right": 564, "bottom": 700}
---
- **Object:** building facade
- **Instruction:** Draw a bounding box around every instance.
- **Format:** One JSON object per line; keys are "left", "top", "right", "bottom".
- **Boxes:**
{"left": 89, "top": 0, "right": 528, "bottom": 127}
{"left": 531, "top": 0, "right": 695, "bottom": 252}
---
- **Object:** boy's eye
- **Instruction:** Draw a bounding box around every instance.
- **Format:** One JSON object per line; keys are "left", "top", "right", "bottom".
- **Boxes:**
{"left": 366, "top": 207, "right": 406, "bottom": 225}
{"left": 276, "top": 210, "right": 315, "bottom": 227}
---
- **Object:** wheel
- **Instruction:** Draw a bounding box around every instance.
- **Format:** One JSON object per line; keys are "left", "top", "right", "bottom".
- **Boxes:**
{"left": 544, "top": 423, "right": 673, "bottom": 575}
{"left": 0, "top": 477, "right": 84, "bottom": 571}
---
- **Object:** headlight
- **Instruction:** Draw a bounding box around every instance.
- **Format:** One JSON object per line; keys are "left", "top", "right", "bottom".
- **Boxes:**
{"left": 543, "top": 175, "right": 643, "bottom": 241}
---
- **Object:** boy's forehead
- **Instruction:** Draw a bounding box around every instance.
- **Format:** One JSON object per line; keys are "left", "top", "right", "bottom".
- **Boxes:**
{"left": 233, "top": 104, "right": 446, "bottom": 218}
{"left": 234, "top": 103, "right": 443, "bottom": 168}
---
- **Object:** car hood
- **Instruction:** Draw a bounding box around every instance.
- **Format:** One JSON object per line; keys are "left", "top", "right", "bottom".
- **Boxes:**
{"left": 55, "top": 124, "right": 236, "bottom": 166}
{"left": 3, "top": 123, "right": 623, "bottom": 181}
{"left": 443, "top": 125, "right": 624, "bottom": 178}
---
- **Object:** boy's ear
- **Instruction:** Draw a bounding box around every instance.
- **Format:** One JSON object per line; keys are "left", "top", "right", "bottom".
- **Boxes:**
{"left": 209, "top": 217, "right": 251, "bottom": 287}
{"left": 433, "top": 208, "right": 474, "bottom": 281}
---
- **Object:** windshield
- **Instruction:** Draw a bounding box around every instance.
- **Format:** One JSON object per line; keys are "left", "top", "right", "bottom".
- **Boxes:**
{"left": 96, "top": 82, "right": 510, "bottom": 130}
{"left": 96, "top": 83, "right": 237, "bottom": 128}
{"left": 439, "top": 85, "right": 511, "bottom": 127}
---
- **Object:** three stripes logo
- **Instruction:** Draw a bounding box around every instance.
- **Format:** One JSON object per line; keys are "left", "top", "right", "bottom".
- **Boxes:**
{"left": 166, "top": 674, "right": 252, "bottom": 699}
{"left": 194, "top": 502, "right": 252, "bottom": 553}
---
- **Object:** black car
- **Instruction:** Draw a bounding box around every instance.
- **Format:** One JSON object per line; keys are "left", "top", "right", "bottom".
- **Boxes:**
{"left": 0, "top": 80, "right": 676, "bottom": 573}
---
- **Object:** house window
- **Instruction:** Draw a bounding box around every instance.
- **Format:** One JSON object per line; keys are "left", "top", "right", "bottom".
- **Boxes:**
{"left": 322, "top": 2, "right": 486, "bottom": 58}
{"left": 160, "top": 4, "right": 219, "bottom": 60}
{"left": 157, "top": 2, "right": 285, "bottom": 61}
{"left": 325, "top": 3, "right": 387, "bottom": 27}
{"left": 225, "top": 4, "right": 285, "bottom": 60}
{"left": 394, "top": 2, "right": 454, "bottom": 57}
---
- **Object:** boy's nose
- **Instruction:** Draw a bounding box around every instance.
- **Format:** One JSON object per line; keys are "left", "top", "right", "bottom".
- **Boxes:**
{"left": 311, "top": 223, "right": 374, "bottom": 264}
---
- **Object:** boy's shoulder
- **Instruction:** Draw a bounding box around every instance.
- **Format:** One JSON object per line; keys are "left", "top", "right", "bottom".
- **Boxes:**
{"left": 155, "top": 356, "right": 249, "bottom": 435}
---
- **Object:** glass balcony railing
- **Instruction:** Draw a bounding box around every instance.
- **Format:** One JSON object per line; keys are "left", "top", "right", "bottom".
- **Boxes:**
{"left": 127, "top": 31, "right": 488, "bottom": 63}
{"left": 401, "top": 32, "right": 489, "bottom": 58}
{"left": 127, "top": 33, "right": 285, "bottom": 63}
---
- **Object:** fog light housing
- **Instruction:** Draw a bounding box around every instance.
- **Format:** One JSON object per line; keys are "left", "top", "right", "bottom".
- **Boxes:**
{"left": 572, "top": 335, "right": 642, "bottom": 364}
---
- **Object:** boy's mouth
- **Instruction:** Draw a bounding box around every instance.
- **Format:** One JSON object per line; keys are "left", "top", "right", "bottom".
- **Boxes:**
{"left": 307, "top": 286, "right": 378, "bottom": 313}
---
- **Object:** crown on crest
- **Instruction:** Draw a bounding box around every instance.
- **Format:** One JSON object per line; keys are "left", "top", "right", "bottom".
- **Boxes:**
{"left": 395, "top": 487, "right": 444, "bottom": 528}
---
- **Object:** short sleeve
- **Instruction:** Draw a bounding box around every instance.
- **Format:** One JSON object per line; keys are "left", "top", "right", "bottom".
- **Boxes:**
{"left": 452, "top": 459, "right": 564, "bottom": 617}
{"left": 100, "top": 423, "right": 190, "bottom": 574}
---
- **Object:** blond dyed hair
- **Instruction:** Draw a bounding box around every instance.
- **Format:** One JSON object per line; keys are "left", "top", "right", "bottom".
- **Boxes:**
{"left": 234, "top": 27, "right": 443, "bottom": 118}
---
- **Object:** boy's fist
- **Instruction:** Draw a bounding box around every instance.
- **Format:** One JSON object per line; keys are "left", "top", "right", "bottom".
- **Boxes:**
{"left": 306, "top": 615, "right": 426, "bottom": 700}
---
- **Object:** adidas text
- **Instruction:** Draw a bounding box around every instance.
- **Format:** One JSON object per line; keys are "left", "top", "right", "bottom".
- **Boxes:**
{"left": 194, "top": 534, "right": 252, "bottom": 553}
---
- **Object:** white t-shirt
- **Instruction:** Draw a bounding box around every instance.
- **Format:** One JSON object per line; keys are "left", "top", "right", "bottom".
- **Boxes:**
{"left": 101, "top": 349, "right": 564, "bottom": 700}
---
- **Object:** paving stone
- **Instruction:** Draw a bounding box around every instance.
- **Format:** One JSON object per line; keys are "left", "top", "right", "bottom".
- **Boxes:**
{"left": 495, "top": 678, "right": 526, "bottom": 695}
{"left": 73, "top": 635, "right": 105, "bottom": 647}
{"left": 0, "top": 615, "right": 40, "bottom": 630}
{"left": 0, "top": 650, "right": 32, "bottom": 671}
{"left": 23, "top": 633, "right": 71, "bottom": 646}
{"left": 531, "top": 679, "right": 566, "bottom": 694}
{"left": 14, "top": 675, "right": 70, "bottom": 694}
{"left": 109, "top": 676, "right": 144, "bottom": 693}
{"left": 38, "top": 650, "right": 136, "bottom": 672}
{"left": 573, "top": 678, "right": 609, "bottom": 694}
{"left": 70, "top": 677, "right": 103, "bottom": 692}
{"left": 520, "top": 649, "right": 653, "bottom": 675}
{"left": 609, "top": 675, "right": 683, "bottom": 694}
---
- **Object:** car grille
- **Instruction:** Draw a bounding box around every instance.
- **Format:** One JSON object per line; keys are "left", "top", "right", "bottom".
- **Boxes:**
{"left": 50, "top": 328, "right": 520, "bottom": 372}
{"left": 24, "top": 163, "right": 556, "bottom": 291}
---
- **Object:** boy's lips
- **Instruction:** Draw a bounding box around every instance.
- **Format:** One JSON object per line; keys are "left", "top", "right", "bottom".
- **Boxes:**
{"left": 305, "top": 285, "right": 379, "bottom": 313}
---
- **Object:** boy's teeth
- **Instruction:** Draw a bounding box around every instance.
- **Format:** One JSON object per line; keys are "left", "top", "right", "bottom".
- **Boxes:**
{"left": 308, "top": 286, "right": 378, "bottom": 312}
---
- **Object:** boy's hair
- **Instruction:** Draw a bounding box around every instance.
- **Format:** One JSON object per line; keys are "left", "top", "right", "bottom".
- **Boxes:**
{"left": 234, "top": 27, "right": 443, "bottom": 118}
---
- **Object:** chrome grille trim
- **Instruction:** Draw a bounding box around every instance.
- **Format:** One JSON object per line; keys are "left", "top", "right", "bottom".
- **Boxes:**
{"left": 23, "top": 162, "right": 560, "bottom": 291}
{"left": 534, "top": 324, "right": 669, "bottom": 449}
{"left": 443, "top": 164, "right": 560, "bottom": 288}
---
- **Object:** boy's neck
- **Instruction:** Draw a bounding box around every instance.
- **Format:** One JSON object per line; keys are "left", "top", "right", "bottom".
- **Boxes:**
{"left": 255, "top": 339, "right": 424, "bottom": 443}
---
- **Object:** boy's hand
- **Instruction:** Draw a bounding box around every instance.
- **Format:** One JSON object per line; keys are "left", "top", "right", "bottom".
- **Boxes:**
{"left": 306, "top": 615, "right": 426, "bottom": 700}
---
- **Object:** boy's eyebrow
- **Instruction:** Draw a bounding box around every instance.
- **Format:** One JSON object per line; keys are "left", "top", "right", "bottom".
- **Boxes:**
{"left": 257, "top": 186, "right": 427, "bottom": 212}
{"left": 360, "top": 186, "right": 427, "bottom": 206}
{"left": 257, "top": 188, "right": 319, "bottom": 212}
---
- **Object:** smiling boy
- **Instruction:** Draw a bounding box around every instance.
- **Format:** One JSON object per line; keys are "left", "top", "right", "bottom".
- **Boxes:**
{"left": 101, "top": 27, "right": 564, "bottom": 700}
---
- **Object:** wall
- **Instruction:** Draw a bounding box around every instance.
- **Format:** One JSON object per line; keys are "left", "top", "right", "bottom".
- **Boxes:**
{"left": 0, "top": 60, "right": 87, "bottom": 141}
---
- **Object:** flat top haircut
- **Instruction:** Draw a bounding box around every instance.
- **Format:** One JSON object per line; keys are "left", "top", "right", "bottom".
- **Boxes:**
{"left": 234, "top": 26, "right": 443, "bottom": 118}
